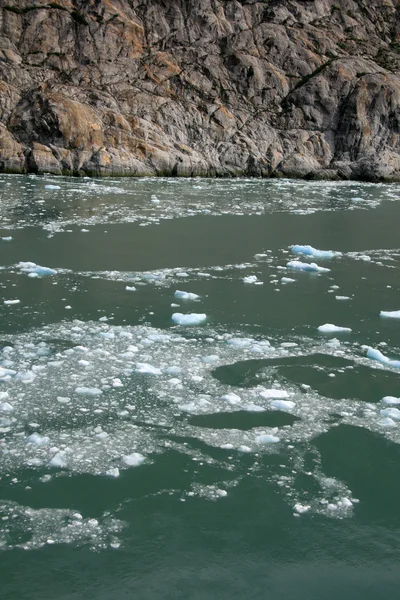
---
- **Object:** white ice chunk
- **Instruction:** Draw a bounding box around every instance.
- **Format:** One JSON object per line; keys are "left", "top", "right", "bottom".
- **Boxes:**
{"left": 4, "top": 299, "right": 20, "bottom": 305}
{"left": 174, "top": 290, "right": 200, "bottom": 301}
{"left": 48, "top": 452, "right": 67, "bottom": 468}
{"left": 0, "top": 401, "right": 13, "bottom": 412}
{"left": 294, "top": 503, "right": 310, "bottom": 514}
{"left": 244, "top": 403, "right": 265, "bottom": 412}
{"left": 281, "top": 277, "right": 296, "bottom": 283}
{"left": 2, "top": 237, "right": 12, "bottom": 241}
{"left": 136, "top": 363, "right": 162, "bottom": 375}
{"left": 380, "top": 310, "right": 400, "bottom": 319}
{"left": 367, "top": 347, "right": 400, "bottom": 369}
{"left": 122, "top": 453, "right": 145, "bottom": 467}
{"left": 74, "top": 387, "right": 103, "bottom": 396}
{"left": 259, "top": 389, "right": 291, "bottom": 400}
{"left": 318, "top": 324, "right": 352, "bottom": 333}
{"left": 125, "top": 286, "right": 136, "bottom": 291}
{"left": 335, "top": 296, "right": 350, "bottom": 301}
{"left": 290, "top": 245, "right": 340, "bottom": 260}
{"left": 256, "top": 434, "right": 280, "bottom": 444}
{"left": 45, "top": 184, "right": 61, "bottom": 190}
{"left": 382, "top": 396, "right": 400, "bottom": 405}
{"left": 18, "top": 262, "right": 57, "bottom": 276}
{"left": 380, "top": 407, "right": 400, "bottom": 420}
{"left": 220, "top": 393, "right": 241, "bottom": 405}
{"left": 27, "top": 433, "right": 50, "bottom": 446}
{"left": 172, "top": 313, "right": 207, "bottom": 325}
{"left": 286, "top": 261, "right": 330, "bottom": 273}
{"left": 271, "top": 400, "right": 296, "bottom": 411}
{"left": 243, "top": 275, "right": 259, "bottom": 284}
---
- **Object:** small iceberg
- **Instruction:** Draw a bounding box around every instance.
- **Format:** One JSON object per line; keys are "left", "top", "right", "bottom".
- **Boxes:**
{"left": 271, "top": 399, "right": 296, "bottom": 411}
{"left": 367, "top": 347, "right": 400, "bottom": 369}
{"left": 2, "top": 236, "right": 12, "bottom": 241}
{"left": 243, "top": 275, "right": 261, "bottom": 284}
{"left": 380, "top": 310, "right": 400, "bottom": 319}
{"left": 45, "top": 184, "right": 61, "bottom": 190}
{"left": 290, "top": 245, "right": 340, "bottom": 260}
{"left": 74, "top": 387, "right": 103, "bottom": 396}
{"left": 380, "top": 407, "right": 400, "bottom": 420}
{"left": 136, "top": 363, "right": 162, "bottom": 375}
{"left": 125, "top": 285, "right": 136, "bottom": 292}
{"left": 172, "top": 313, "right": 207, "bottom": 325}
{"left": 318, "top": 324, "right": 352, "bottom": 333}
{"left": 381, "top": 396, "right": 400, "bottom": 405}
{"left": 259, "top": 389, "right": 291, "bottom": 400}
{"left": 4, "top": 299, "right": 20, "bottom": 305}
{"left": 286, "top": 261, "right": 330, "bottom": 273}
{"left": 256, "top": 434, "right": 280, "bottom": 444}
{"left": 174, "top": 290, "right": 200, "bottom": 301}
{"left": 122, "top": 453, "right": 145, "bottom": 467}
{"left": 18, "top": 262, "right": 57, "bottom": 276}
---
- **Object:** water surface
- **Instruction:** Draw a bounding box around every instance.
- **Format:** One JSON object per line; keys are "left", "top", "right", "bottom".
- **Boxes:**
{"left": 1, "top": 176, "right": 400, "bottom": 599}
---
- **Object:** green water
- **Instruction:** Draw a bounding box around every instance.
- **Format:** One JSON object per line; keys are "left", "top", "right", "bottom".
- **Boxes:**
{"left": 1, "top": 176, "right": 400, "bottom": 598}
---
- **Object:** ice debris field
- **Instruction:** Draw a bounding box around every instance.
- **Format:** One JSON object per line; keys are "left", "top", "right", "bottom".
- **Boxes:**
{"left": 1, "top": 175, "right": 400, "bottom": 552}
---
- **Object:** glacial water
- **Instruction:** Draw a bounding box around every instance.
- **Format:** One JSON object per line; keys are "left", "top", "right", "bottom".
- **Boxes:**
{"left": 1, "top": 175, "right": 400, "bottom": 599}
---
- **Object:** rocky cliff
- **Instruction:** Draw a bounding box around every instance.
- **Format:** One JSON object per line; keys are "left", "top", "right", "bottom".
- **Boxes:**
{"left": 0, "top": 0, "right": 399, "bottom": 180}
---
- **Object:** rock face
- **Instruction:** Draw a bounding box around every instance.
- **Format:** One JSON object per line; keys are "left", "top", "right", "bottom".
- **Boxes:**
{"left": 0, "top": 0, "right": 399, "bottom": 180}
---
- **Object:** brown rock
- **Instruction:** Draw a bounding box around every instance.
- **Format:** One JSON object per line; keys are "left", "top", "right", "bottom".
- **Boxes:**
{"left": 0, "top": 0, "right": 399, "bottom": 180}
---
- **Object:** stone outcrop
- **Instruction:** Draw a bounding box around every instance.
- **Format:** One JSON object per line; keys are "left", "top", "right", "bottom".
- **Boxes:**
{"left": 0, "top": 0, "right": 399, "bottom": 180}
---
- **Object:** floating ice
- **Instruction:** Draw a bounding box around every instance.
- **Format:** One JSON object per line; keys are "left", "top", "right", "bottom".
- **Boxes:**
{"left": 290, "top": 245, "right": 340, "bottom": 259}
{"left": 220, "top": 393, "right": 241, "bottom": 405}
{"left": 174, "top": 290, "right": 200, "bottom": 301}
{"left": 286, "top": 261, "right": 330, "bottom": 273}
{"left": 45, "top": 184, "right": 61, "bottom": 190}
{"left": 318, "top": 324, "right": 352, "bottom": 333}
{"left": 382, "top": 396, "right": 400, "bottom": 405}
{"left": 49, "top": 452, "right": 67, "bottom": 468}
{"left": 259, "top": 389, "right": 291, "bottom": 400}
{"left": 367, "top": 347, "right": 400, "bottom": 368}
{"left": 2, "top": 236, "right": 12, "bottom": 241}
{"left": 125, "top": 286, "right": 136, "bottom": 292}
{"left": 336, "top": 296, "right": 350, "bottom": 301}
{"left": 122, "top": 453, "right": 145, "bottom": 467}
{"left": 27, "top": 433, "right": 50, "bottom": 446}
{"left": 294, "top": 503, "right": 310, "bottom": 514}
{"left": 256, "top": 434, "right": 280, "bottom": 444}
{"left": 281, "top": 277, "right": 296, "bottom": 283}
{"left": 18, "top": 262, "right": 57, "bottom": 276}
{"left": 380, "top": 310, "right": 400, "bottom": 319}
{"left": 4, "top": 299, "right": 20, "bottom": 305}
{"left": 271, "top": 400, "right": 296, "bottom": 411}
{"left": 243, "top": 275, "right": 262, "bottom": 284}
{"left": 74, "top": 387, "right": 103, "bottom": 396}
{"left": 0, "top": 401, "right": 13, "bottom": 412}
{"left": 380, "top": 408, "right": 400, "bottom": 420}
{"left": 136, "top": 363, "right": 162, "bottom": 375}
{"left": 172, "top": 313, "right": 207, "bottom": 325}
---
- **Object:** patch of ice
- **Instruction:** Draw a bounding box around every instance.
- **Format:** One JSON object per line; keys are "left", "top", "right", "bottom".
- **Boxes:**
{"left": 125, "top": 286, "right": 136, "bottom": 291}
{"left": 172, "top": 313, "right": 207, "bottom": 325}
{"left": 318, "top": 324, "right": 352, "bottom": 333}
{"left": 281, "top": 277, "right": 296, "bottom": 283}
{"left": 259, "top": 389, "right": 290, "bottom": 400}
{"left": 380, "top": 310, "right": 400, "bottom": 319}
{"left": 286, "top": 261, "right": 330, "bottom": 273}
{"left": 381, "top": 396, "right": 400, "bottom": 405}
{"left": 336, "top": 296, "right": 350, "bottom": 301}
{"left": 174, "top": 290, "right": 200, "bottom": 301}
{"left": 122, "top": 453, "right": 145, "bottom": 467}
{"left": 220, "top": 393, "right": 241, "bottom": 405}
{"left": 45, "top": 185, "right": 61, "bottom": 190}
{"left": 367, "top": 347, "right": 400, "bottom": 369}
{"left": 380, "top": 407, "right": 400, "bottom": 420}
{"left": 291, "top": 245, "right": 340, "bottom": 260}
{"left": 74, "top": 387, "right": 103, "bottom": 396}
{"left": 18, "top": 262, "right": 57, "bottom": 277}
{"left": 256, "top": 434, "right": 280, "bottom": 444}
{"left": 136, "top": 363, "right": 162, "bottom": 375}
{"left": 271, "top": 400, "right": 296, "bottom": 411}
{"left": 4, "top": 299, "right": 20, "bottom": 305}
